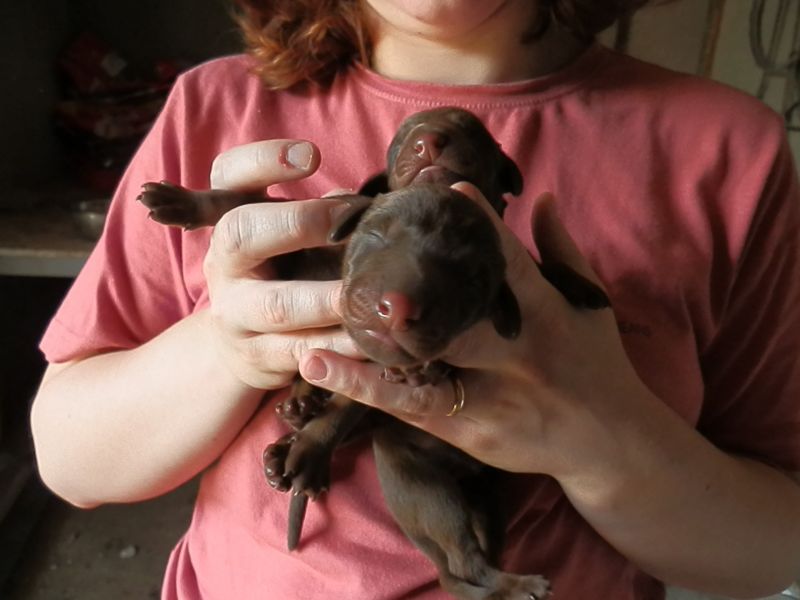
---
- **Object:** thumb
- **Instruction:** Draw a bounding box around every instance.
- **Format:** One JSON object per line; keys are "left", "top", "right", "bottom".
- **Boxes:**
{"left": 531, "top": 193, "right": 597, "bottom": 282}
{"left": 210, "top": 140, "right": 320, "bottom": 191}
{"left": 531, "top": 193, "right": 611, "bottom": 309}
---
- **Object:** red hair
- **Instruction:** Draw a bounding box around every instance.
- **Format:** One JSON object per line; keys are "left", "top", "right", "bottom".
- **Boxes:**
{"left": 233, "top": 0, "right": 654, "bottom": 90}
{"left": 233, "top": 0, "right": 369, "bottom": 90}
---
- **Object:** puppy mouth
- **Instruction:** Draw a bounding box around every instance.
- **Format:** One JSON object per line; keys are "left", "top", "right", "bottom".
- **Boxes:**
{"left": 363, "top": 328, "right": 401, "bottom": 350}
{"left": 346, "top": 326, "right": 439, "bottom": 368}
{"left": 354, "top": 328, "right": 415, "bottom": 365}
{"left": 411, "top": 165, "right": 463, "bottom": 186}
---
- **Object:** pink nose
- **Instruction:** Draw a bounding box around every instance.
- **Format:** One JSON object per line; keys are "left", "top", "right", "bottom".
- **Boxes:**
{"left": 377, "top": 291, "right": 420, "bottom": 331}
{"left": 413, "top": 132, "right": 447, "bottom": 162}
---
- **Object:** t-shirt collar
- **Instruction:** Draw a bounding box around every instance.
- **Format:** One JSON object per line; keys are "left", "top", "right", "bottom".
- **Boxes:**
{"left": 348, "top": 43, "right": 608, "bottom": 107}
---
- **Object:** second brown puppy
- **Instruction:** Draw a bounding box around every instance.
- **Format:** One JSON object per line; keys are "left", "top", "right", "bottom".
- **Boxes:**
{"left": 139, "top": 107, "right": 608, "bottom": 600}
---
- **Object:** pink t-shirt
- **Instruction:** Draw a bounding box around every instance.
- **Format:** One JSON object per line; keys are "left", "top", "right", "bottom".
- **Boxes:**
{"left": 40, "top": 45, "right": 800, "bottom": 599}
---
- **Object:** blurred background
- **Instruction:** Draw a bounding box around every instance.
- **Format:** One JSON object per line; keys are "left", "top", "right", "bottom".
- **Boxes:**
{"left": 0, "top": 1, "right": 798, "bottom": 599}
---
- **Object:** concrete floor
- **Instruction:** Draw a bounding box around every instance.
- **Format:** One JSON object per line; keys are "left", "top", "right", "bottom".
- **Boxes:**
{"left": 3, "top": 480, "right": 197, "bottom": 600}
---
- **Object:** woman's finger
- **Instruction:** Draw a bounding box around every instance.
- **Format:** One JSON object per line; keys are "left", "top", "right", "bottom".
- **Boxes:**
{"left": 228, "top": 329, "right": 363, "bottom": 390}
{"left": 322, "top": 188, "right": 357, "bottom": 198}
{"left": 210, "top": 140, "right": 321, "bottom": 190}
{"left": 299, "top": 350, "right": 463, "bottom": 422}
{"left": 205, "top": 197, "right": 349, "bottom": 276}
{"left": 215, "top": 279, "right": 344, "bottom": 334}
{"left": 245, "top": 329, "right": 363, "bottom": 371}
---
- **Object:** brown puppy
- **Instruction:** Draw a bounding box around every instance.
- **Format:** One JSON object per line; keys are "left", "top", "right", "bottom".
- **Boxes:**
{"left": 139, "top": 107, "right": 608, "bottom": 600}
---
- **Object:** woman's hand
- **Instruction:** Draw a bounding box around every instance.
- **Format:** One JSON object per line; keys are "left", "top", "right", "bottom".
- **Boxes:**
{"left": 32, "top": 138, "right": 371, "bottom": 506}
{"left": 204, "top": 139, "right": 362, "bottom": 390}
{"left": 297, "top": 181, "right": 800, "bottom": 595}
{"left": 298, "top": 181, "right": 650, "bottom": 477}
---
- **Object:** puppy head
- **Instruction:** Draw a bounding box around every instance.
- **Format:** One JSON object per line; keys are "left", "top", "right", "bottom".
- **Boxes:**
{"left": 385, "top": 108, "right": 523, "bottom": 216}
{"left": 338, "top": 184, "right": 520, "bottom": 367}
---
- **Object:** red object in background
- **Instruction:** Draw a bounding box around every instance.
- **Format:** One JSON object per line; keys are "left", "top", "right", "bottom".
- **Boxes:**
{"left": 55, "top": 32, "right": 186, "bottom": 193}
{"left": 58, "top": 32, "right": 141, "bottom": 97}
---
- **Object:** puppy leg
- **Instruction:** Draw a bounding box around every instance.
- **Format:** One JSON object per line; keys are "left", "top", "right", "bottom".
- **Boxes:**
{"left": 373, "top": 426, "right": 550, "bottom": 600}
{"left": 137, "top": 181, "right": 264, "bottom": 229}
{"left": 263, "top": 394, "right": 368, "bottom": 494}
{"left": 263, "top": 395, "right": 370, "bottom": 549}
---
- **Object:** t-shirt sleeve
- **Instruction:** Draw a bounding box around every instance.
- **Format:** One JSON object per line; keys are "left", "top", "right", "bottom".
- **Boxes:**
{"left": 40, "top": 75, "right": 200, "bottom": 363}
{"left": 698, "top": 130, "right": 800, "bottom": 472}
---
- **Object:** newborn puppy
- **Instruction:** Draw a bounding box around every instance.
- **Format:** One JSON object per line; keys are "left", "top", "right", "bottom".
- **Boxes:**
{"left": 139, "top": 107, "right": 608, "bottom": 600}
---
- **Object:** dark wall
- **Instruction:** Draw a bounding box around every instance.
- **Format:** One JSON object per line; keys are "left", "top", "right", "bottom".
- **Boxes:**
{"left": 0, "top": 277, "right": 71, "bottom": 449}
{"left": 0, "top": 1, "right": 72, "bottom": 191}
{"left": 0, "top": 0, "right": 241, "bottom": 195}
{"left": 0, "top": 0, "right": 241, "bottom": 442}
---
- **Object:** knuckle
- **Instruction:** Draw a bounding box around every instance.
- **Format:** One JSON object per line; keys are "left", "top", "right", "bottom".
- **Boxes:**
{"left": 260, "top": 290, "right": 291, "bottom": 326}
{"left": 207, "top": 298, "right": 227, "bottom": 331}
{"left": 240, "top": 336, "right": 266, "bottom": 367}
{"left": 289, "top": 337, "right": 311, "bottom": 365}
{"left": 202, "top": 236, "right": 229, "bottom": 281}
{"left": 206, "top": 296, "right": 237, "bottom": 342}
{"left": 212, "top": 208, "right": 249, "bottom": 256}
{"left": 277, "top": 205, "right": 304, "bottom": 242}
{"left": 286, "top": 200, "right": 329, "bottom": 247}
{"left": 401, "top": 385, "right": 441, "bottom": 415}
{"left": 466, "top": 428, "right": 501, "bottom": 457}
{"left": 240, "top": 335, "right": 297, "bottom": 377}
{"left": 302, "top": 329, "right": 358, "bottom": 363}
{"left": 340, "top": 375, "right": 369, "bottom": 404}
{"left": 327, "top": 333, "right": 355, "bottom": 356}
{"left": 327, "top": 284, "right": 344, "bottom": 319}
{"left": 207, "top": 284, "right": 242, "bottom": 331}
{"left": 202, "top": 250, "right": 218, "bottom": 280}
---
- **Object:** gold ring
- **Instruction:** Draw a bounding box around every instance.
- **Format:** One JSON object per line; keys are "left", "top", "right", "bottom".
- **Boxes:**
{"left": 447, "top": 376, "right": 466, "bottom": 417}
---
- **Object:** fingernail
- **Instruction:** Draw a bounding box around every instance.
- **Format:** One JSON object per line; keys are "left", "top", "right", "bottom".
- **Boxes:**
{"left": 286, "top": 142, "right": 314, "bottom": 170}
{"left": 322, "top": 188, "right": 356, "bottom": 198}
{"left": 209, "top": 156, "right": 225, "bottom": 187}
{"left": 303, "top": 356, "right": 328, "bottom": 382}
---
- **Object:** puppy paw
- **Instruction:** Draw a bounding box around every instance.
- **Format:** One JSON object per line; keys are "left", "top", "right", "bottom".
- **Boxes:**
{"left": 492, "top": 573, "right": 551, "bottom": 600}
{"left": 276, "top": 382, "right": 331, "bottom": 430}
{"left": 263, "top": 433, "right": 295, "bottom": 492}
{"left": 137, "top": 181, "right": 202, "bottom": 230}
{"left": 262, "top": 431, "right": 331, "bottom": 499}
{"left": 282, "top": 432, "right": 331, "bottom": 499}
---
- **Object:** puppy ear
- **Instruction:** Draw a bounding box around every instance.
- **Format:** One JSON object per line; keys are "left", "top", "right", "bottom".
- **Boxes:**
{"left": 490, "top": 280, "right": 522, "bottom": 339}
{"left": 328, "top": 195, "right": 375, "bottom": 243}
{"left": 358, "top": 172, "right": 389, "bottom": 196}
{"left": 386, "top": 116, "right": 420, "bottom": 169}
{"left": 498, "top": 151, "right": 524, "bottom": 196}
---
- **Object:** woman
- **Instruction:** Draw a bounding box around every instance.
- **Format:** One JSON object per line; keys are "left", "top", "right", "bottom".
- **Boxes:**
{"left": 31, "top": 1, "right": 800, "bottom": 598}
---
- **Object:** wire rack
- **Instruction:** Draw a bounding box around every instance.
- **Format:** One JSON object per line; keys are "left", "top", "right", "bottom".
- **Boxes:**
{"left": 750, "top": 0, "right": 800, "bottom": 130}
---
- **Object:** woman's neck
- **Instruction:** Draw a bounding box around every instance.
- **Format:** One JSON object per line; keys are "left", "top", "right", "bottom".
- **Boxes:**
{"left": 365, "top": 2, "right": 589, "bottom": 85}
